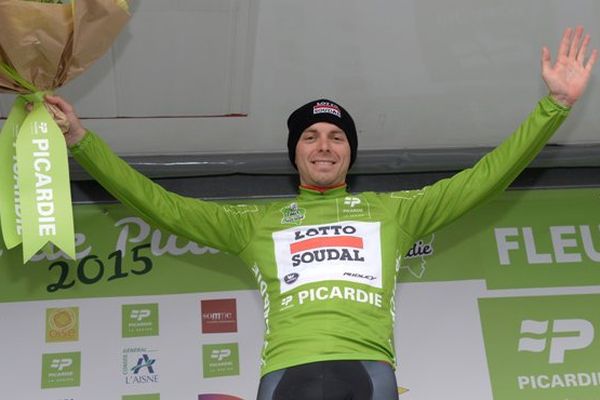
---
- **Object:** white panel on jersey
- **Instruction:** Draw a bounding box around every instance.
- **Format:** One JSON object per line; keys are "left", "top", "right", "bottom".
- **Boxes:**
{"left": 273, "top": 221, "right": 383, "bottom": 293}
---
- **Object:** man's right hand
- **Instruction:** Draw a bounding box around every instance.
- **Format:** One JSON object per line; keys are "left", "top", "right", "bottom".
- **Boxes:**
{"left": 44, "top": 95, "right": 87, "bottom": 147}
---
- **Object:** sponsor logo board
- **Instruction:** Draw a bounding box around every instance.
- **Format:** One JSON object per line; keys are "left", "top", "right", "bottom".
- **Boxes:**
{"left": 41, "top": 352, "right": 81, "bottom": 389}
{"left": 479, "top": 294, "right": 600, "bottom": 399}
{"left": 202, "top": 343, "right": 240, "bottom": 378}
{"left": 201, "top": 299, "right": 237, "bottom": 334}
{"left": 122, "top": 347, "right": 159, "bottom": 385}
{"left": 122, "top": 304, "right": 159, "bottom": 337}
{"left": 46, "top": 307, "right": 79, "bottom": 343}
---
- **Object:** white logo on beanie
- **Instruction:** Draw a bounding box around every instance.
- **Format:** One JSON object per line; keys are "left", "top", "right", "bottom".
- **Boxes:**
{"left": 313, "top": 101, "right": 341, "bottom": 118}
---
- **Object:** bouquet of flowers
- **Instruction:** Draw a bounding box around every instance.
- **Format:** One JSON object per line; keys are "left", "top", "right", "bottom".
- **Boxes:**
{"left": 0, "top": 0, "right": 129, "bottom": 262}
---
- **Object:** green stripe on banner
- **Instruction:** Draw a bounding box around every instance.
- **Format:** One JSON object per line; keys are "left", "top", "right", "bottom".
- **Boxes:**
{"left": 0, "top": 96, "right": 27, "bottom": 249}
{"left": 0, "top": 188, "right": 599, "bottom": 303}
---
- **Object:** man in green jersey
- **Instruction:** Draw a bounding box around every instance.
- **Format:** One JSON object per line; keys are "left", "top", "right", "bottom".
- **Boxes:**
{"left": 46, "top": 27, "right": 596, "bottom": 399}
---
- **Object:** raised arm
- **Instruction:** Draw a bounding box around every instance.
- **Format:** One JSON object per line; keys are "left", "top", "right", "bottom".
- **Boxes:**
{"left": 543, "top": 26, "right": 598, "bottom": 107}
{"left": 46, "top": 95, "right": 260, "bottom": 254}
{"left": 391, "top": 26, "right": 597, "bottom": 240}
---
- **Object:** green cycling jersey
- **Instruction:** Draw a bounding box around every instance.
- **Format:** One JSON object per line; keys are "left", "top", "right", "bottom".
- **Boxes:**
{"left": 71, "top": 96, "right": 569, "bottom": 376}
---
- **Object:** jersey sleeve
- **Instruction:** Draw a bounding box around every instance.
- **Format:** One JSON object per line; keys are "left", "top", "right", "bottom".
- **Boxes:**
{"left": 69, "top": 131, "right": 261, "bottom": 254}
{"left": 384, "top": 95, "right": 570, "bottom": 240}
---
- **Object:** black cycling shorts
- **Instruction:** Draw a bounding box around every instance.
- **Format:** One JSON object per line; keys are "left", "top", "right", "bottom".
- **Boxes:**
{"left": 256, "top": 360, "right": 398, "bottom": 400}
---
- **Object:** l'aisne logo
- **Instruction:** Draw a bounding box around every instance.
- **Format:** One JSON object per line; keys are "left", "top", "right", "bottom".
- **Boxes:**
{"left": 274, "top": 221, "right": 382, "bottom": 293}
{"left": 202, "top": 343, "right": 240, "bottom": 378}
{"left": 46, "top": 307, "right": 78, "bottom": 343}
{"left": 122, "top": 303, "right": 159, "bottom": 338}
{"left": 41, "top": 352, "right": 81, "bottom": 389}
{"left": 201, "top": 299, "right": 237, "bottom": 334}
{"left": 479, "top": 294, "right": 600, "bottom": 400}
{"left": 122, "top": 347, "right": 159, "bottom": 385}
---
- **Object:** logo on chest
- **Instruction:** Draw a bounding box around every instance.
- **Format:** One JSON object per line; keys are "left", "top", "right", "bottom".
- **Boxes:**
{"left": 273, "top": 221, "right": 382, "bottom": 293}
{"left": 280, "top": 202, "right": 306, "bottom": 225}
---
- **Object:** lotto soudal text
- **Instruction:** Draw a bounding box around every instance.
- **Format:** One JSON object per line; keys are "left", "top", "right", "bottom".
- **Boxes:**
{"left": 274, "top": 221, "right": 383, "bottom": 293}
{"left": 313, "top": 101, "right": 341, "bottom": 118}
{"left": 291, "top": 225, "right": 365, "bottom": 267}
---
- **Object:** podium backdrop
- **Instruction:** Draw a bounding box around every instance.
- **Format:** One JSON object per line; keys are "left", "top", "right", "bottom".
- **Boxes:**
{"left": 1, "top": 188, "right": 599, "bottom": 399}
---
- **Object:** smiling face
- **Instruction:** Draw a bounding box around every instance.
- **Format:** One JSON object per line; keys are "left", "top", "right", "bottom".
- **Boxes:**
{"left": 295, "top": 122, "right": 351, "bottom": 187}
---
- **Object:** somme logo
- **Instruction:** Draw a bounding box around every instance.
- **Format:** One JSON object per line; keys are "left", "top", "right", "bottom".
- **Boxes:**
{"left": 201, "top": 299, "right": 237, "bottom": 334}
{"left": 518, "top": 319, "right": 594, "bottom": 364}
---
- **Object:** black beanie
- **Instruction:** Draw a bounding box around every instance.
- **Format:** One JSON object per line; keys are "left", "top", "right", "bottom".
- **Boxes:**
{"left": 287, "top": 98, "right": 358, "bottom": 169}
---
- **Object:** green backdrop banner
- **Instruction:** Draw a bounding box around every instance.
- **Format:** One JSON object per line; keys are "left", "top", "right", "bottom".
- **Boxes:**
{"left": 0, "top": 187, "right": 599, "bottom": 303}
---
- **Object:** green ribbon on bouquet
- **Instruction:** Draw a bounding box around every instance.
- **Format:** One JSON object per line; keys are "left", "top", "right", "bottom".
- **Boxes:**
{"left": 0, "top": 65, "right": 75, "bottom": 262}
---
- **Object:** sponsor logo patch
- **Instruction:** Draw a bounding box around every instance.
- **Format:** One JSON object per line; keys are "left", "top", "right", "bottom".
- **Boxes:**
{"left": 337, "top": 196, "right": 371, "bottom": 220}
{"left": 280, "top": 203, "right": 306, "bottom": 225}
{"left": 313, "top": 101, "right": 341, "bottom": 118}
{"left": 273, "top": 221, "right": 382, "bottom": 293}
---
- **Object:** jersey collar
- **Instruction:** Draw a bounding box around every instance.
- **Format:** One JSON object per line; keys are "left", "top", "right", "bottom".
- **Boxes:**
{"left": 298, "top": 183, "right": 349, "bottom": 199}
